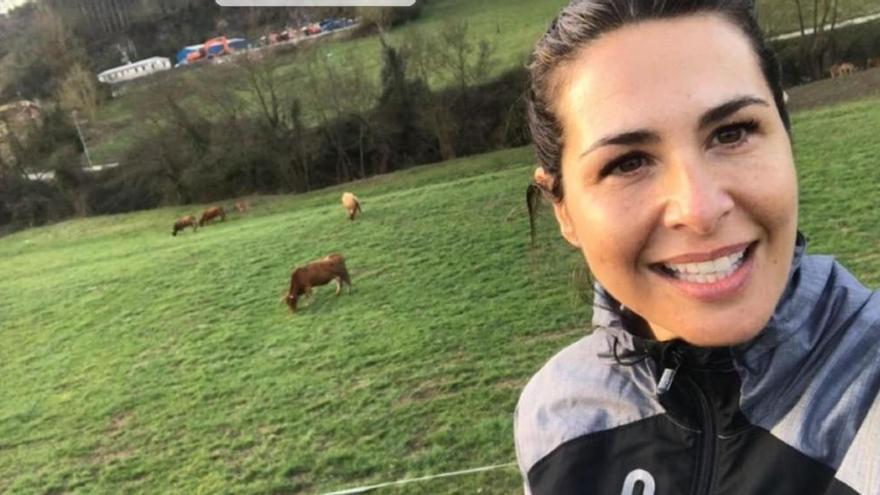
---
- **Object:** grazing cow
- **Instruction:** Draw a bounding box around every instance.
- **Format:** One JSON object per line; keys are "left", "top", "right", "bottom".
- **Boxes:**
{"left": 868, "top": 57, "right": 880, "bottom": 69}
{"left": 283, "top": 253, "right": 352, "bottom": 312}
{"left": 341, "top": 192, "right": 362, "bottom": 221}
{"left": 172, "top": 215, "right": 198, "bottom": 236}
{"left": 199, "top": 206, "right": 226, "bottom": 226}
{"left": 233, "top": 200, "right": 249, "bottom": 213}
{"left": 829, "top": 62, "right": 857, "bottom": 78}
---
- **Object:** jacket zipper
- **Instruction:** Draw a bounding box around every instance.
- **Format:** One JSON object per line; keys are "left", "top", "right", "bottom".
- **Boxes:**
{"left": 687, "top": 374, "right": 716, "bottom": 495}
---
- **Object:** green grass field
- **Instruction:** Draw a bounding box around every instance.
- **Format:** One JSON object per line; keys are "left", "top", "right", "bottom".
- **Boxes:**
{"left": 3, "top": 97, "right": 880, "bottom": 494}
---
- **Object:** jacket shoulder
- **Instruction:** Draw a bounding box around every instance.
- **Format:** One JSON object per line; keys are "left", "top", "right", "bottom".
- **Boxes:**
{"left": 514, "top": 329, "right": 664, "bottom": 476}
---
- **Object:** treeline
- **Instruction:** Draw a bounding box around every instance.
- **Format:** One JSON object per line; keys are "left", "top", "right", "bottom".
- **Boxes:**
{"left": 93, "top": 29, "right": 529, "bottom": 211}
{"left": 0, "top": 21, "right": 528, "bottom": 233}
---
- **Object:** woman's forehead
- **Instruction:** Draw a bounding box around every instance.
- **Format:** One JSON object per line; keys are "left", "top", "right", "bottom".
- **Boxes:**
{"left": 552, "top": 14, "right": 770, "bottom": 134}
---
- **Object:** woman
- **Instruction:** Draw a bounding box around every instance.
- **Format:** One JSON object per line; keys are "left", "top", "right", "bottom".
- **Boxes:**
{"left": 515, "top": 1, "right": 880, "bottom": 494}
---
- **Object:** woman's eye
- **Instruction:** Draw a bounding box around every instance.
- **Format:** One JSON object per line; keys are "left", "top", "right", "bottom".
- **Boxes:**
{"left": 712, "top": 120, "right": 758, "bottom": 147}
{"left": 601, "top": 153, "right": 648, "bottom": 178}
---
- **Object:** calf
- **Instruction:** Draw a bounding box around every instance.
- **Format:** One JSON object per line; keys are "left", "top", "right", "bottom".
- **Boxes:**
{"left": 199, "top": 206, "right": 226, "bottom": 226}
{"left": 234, "top": 201, "right": 249, "bottom": 213}
{"left": 341, "top": 192, "right": 362, "bottom": 221}
{"left": 283, "top": 254, "right": 352, "bottom": 312}
{"left": 868, "top": 57, "right": 880, "bottom": 69}
{"left": 172, "top": 215, "right": 198, "bottom": 236}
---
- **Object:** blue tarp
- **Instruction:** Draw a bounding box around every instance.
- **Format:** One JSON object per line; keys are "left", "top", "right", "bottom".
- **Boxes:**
{"left": 175, "top": 45, "right": 202, "bottom": 65}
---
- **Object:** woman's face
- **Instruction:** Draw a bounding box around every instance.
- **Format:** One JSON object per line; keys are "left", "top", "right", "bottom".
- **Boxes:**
{"left": 550, "top": 14, "right": 798, "bottom": 346}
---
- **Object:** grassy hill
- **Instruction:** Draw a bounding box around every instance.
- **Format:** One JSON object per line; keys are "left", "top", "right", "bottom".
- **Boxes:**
{"left": 2, "top": 97, "right": 880, "bottom": 493}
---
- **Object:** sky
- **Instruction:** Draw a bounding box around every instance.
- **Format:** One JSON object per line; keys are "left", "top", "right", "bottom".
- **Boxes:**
{"left": 0, "top": 0, "right": 32, "bottom": 15}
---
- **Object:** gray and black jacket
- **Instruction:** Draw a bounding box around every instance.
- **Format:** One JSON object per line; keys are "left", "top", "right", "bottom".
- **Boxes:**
{"left": 515, "top": 238, "right": 880, "bottom": 494}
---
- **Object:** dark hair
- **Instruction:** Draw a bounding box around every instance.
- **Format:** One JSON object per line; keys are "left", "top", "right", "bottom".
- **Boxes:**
{"left": 526, "top": 0, "right": 790, "bottom": 209}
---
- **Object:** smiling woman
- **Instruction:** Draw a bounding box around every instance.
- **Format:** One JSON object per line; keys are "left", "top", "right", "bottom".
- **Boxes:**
{"left": 516, "top": 1, "right": 880, "bottom": 495}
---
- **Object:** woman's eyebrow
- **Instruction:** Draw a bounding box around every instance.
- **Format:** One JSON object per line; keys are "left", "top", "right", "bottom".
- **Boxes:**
{"left": 579, "top": 96, "right": 770, "bottom": 159}
{"left": 580, "top": 129, "right": 659, "bottom": 159}
{"left": 698, "top": 95, "right": 769, "bottom": 131}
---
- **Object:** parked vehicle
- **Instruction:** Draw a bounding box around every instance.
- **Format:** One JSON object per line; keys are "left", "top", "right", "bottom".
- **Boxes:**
{"left": 302, "top": 23, "right": 322, "bottom": 36}
{"left": 319, "top": 18, "right": 355, "bottom": 32}
{"left": 175, "top": 37, "right": 247, "bottom": 66}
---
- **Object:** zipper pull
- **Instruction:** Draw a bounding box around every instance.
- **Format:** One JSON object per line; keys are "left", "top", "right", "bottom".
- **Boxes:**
{"left": 657, "top": 366, "right": 678, "bottom": 394}
{"left": 657, "top": 347, "right": 683, "bottom": 394}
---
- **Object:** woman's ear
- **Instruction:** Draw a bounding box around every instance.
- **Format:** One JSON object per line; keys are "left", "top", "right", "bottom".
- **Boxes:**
{"left": 533, "top": 167, "right": 552, "bottom": 192}
{"left": 552, "top": 201, "right": 581, "bottom": 248}
{"left": 533, "top": 166, "right": 580, "bottom": 248}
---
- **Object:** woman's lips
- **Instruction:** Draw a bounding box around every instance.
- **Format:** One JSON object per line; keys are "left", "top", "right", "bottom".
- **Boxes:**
{"left": 658, "top": 241, "right": 754, "bottom": 264}
{"left": 653, "top": 242, "right": 756, "bottom": 302}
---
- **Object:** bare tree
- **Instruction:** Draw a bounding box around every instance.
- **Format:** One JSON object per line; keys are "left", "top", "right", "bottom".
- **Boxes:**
{"left": 55, "top": 64, "right": 98, "bottom": 121}
{"left": 300, "top": 46, "right": 356, "bottom": 183}
{"left": 400, "top": 21, "right": 496, "bottom": 161}
{"left": 792, "top": 0, "right": 842, "bottom": 79}
{"left": 238, "top": 50, "right": 314, "bottom": 192}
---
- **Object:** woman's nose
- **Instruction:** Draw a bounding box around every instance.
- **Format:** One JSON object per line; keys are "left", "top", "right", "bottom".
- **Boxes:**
{"left": 661, "top": 157, "right": 734, "bottom": 235}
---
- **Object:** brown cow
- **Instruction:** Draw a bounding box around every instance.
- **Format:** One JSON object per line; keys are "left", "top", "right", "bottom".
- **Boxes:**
{"left": 199, "top": 206, "right": 226, "bottom": 226}
{"left": 233, "top": 200, "right": 249, "bottom": 213}
{"left": 172, "top": 215, "right": 198, "bottom": 236}
{"left": 283, "top": 253, "right": 352, "bottom": 312}
{"left": 829, "top": 62, "right": 857, "bottom": 78}
{"left": 868, "top": 57, "right": 880, "bottom": 69}
{"left": 341, "top": 192, "right": 362, "bottom": 221}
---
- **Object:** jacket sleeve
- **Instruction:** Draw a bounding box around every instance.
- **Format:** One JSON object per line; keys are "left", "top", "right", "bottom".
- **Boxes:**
{"left": 514, "top": 405, "right": 534, "bottom": 494}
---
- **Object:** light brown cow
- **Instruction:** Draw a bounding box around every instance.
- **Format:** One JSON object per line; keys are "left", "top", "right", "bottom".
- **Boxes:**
{"left": 341, "top": 192, "right": 362, "bottom": 221}
{"left": 199, "top": 206, "right": 226, "bottom": 226}
{"left": 829, "top": 62, "right": 857, "bottom": 78}
{"left": 172, "top": 215, "right": 198, "bottom": 236}
{"left": 283, "top": 254, "right": 352, "bottom": 312}
{"left": 867, "top": 57, "right": 880, "bottom": 69}
{"left": 234, "top": 201, "right": 249, "bottom": 213}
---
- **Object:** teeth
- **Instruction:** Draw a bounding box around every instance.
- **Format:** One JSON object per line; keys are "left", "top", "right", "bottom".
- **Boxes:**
{"left": 662, "top": 248, "right": 746, "bottom": 284}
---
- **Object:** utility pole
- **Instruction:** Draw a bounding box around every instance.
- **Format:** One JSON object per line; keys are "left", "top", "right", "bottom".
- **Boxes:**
{"left": 71, "top": 110, "right": 93, "bottom": 169}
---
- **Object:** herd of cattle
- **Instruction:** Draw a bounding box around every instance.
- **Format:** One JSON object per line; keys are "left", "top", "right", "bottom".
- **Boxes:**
{"left": 829, "top": 58, "right": 880, "bottom": 79}
{"left": 171, "top": 192, "right": 362, "bottom": 314}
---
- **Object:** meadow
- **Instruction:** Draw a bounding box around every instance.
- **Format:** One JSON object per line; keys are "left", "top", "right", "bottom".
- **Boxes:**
{"left": 2, "top": 97, "right": 880, "bottom": 494}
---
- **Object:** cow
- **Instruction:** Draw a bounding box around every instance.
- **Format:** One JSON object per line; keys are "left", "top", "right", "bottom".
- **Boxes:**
{"left": 172, "top": 215, "right": 198, "bottom": 236}
{"left": 233, "top": 201, "right": 249, "bottom": 213}
{"left": 283, "top": 253, "right": 352, "bottom": 312}
{"left": 829, "top": 62, "right": 857, "bottom": 78}
{"left": 341, "top": 192, "right": 362, "bottom": 221}
{"left": 868, "top": 57, "right": 880, "bottom": 69}
{"left": 199, "top": 206, "right": 226, "bottom": 226}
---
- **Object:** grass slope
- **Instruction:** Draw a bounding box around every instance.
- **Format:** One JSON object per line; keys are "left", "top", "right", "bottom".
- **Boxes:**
{"left": 0, "top": 147, "right": 586, "bottom": 494}
{"left": 3, "top": 98, "right": 880, "bottom": 494}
